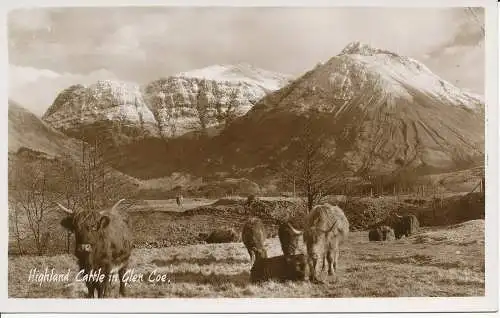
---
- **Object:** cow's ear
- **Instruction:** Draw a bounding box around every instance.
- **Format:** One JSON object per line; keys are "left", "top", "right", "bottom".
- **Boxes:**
{"left": 60, "top": 216, "right": 75, "bottom": 231}
{"left": 98, "top": 215, "right": 111, "bottom": 230}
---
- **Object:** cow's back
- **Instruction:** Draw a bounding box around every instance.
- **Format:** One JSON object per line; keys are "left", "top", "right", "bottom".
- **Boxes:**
{"left": 242, "top": 218, "right": 266, "bottom": 250}
{"left": 307, "top": 204, "right": 349, "bottom": 239}
{"left": 102, "top": 214, "right": 132, "bottom": 266}
{"left": 408, "top": 215, "right": 419, "bottom": 235}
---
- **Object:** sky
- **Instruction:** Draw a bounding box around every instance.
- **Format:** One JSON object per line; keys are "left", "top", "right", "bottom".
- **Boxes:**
{"left": 8, "top": 7, "right": 485, "bottom": 116}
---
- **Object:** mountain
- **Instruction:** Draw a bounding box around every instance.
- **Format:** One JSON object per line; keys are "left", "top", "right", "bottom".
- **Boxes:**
{"left": 207, "top": 42, "right": 485, "bottom": 177}
{"left": 176, "top": 63, "right": 289, "bottom": 91}
{"left": 8, "top": 100, "right": 82, "bottom": 157}
{"left": 8, "top": 100, "right": 140, "bottom": 191}
{"left": 42, "top": 65, "right": 291, "bottom": 143}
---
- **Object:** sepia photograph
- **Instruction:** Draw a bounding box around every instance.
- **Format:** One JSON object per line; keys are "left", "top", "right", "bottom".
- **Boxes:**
{"left": 2, "top": 0, "right": 498, "bottom": 313}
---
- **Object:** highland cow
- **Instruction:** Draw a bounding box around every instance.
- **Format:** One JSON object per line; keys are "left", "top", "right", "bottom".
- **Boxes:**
{"left": 303, "top": 203, "right": 349, "bottom": 283}
{"left": 205, "top": 228, "right": 239, "bottom": 243}
{"left": 369, "top": 225, "right": 395, "bottom": 241}
{"left": 393, "top": 214, "right": 419, "bottom": 239}
{"left": 380, "top": 225, "right": 395, "bottom": 241}
{"left": 278, "top": 221, "right": 303, "bottom": 257}
{"left": 368, "top": 227, "right": 383, "bottom": 241}
{"left": 58, "top": 199, "right": 132, "bottom": 298}
{"left": 250, "top": 254, "right": 308, "bottom": 283}
{"left": 242, "top": 217, "right": 268, "bottom": 265}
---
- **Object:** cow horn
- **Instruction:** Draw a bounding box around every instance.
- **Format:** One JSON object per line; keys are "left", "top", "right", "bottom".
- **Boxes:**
{"left": 56, "top": 203, "right": 73, "bottom": 215}
{"left": 110, "top": 198, "right": 126, "bottom": 214}
{"left": 395, "top": 213, "right": 403, "bottom": 218}
{"left": 287, "top": 222, "right": 303, "bottom": 235}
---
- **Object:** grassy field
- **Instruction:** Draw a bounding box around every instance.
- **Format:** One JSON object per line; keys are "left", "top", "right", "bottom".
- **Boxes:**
{"left": 8, "top": 219, "right": 484, "bottom": 298}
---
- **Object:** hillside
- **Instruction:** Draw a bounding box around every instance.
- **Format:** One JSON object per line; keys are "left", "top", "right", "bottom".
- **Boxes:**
{"left": 8, "top": 100, "right": 82, "bottom": 157}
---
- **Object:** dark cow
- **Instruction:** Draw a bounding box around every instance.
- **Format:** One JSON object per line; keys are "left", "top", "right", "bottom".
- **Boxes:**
{"left": 278, "top": 221, "right": 303, "bottom": 257}
{"left": 380, "top": 225, "right": 396, "bottom": 241}
{"left": 242, "top": 217, "right": 267, "bottom": 265}
{"left": 205, "top": 228, "right": 239, "bottom": 243}
{"left": 58, "top": 199, "right": 132, "bottom": 298}
{"left": 368, "top": 227, "right": 383, "bottom": 241}
{"left": 250, "top": 254, "right": 308, "bottom": 283}
{"left": 369, "top": 225, "right": 395, "bottom": 241}
{"left": 303, "top": 203, "right": 349, "bottom": 283}
{"left": 393, "top": 214, "right": 419, "bottom": 239}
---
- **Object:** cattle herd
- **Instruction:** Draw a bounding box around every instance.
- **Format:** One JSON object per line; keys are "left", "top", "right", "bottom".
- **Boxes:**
{"left": 56, "top": 199, "right": 420, "bottom": 298}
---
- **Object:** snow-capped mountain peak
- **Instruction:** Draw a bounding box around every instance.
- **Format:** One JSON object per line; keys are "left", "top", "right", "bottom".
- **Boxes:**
{"left": 300, "top": 41, "right": 485, "bottom": 113}
{"left": 176, "top": 63, "right": 291, "bottom": 91}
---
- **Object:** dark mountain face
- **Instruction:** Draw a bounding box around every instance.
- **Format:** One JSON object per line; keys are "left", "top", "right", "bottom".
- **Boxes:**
{"left": 201, "top": 43, "right": 484, "bottom": 179}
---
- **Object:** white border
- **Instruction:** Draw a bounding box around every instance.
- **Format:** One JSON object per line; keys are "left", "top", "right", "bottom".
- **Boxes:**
{"left": 0, "top": 0, "right": 498, "bottom": 313}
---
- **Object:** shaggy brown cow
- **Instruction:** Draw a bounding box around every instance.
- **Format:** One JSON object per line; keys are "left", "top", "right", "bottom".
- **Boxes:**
{"left": 58, "top": 199, "right": 132, "bottom": 298}
{"left": 380, "top": 225, "right": 396, "bottom": 241}
{"left": 205, "top": 228, "right": 239, "bottom": 243}
{"left": 278, "top": 221, "right": 303, "bottom": 257}
{"left": 368, "top": 227, "right": 383, "bottom": 241}
{"left": 303, "top": 203, "right": 349, "bottom": 283}
{"left": 242, "top": 217, "right": 267, "bottom": 265}
{"left": 250, "top": 254, "right": 308, "bottom": 283}
{"left": 369, "top": 225, "right": 395, "bottom": 241}
{"left": 393, "top": 214, "right": 419, "bottom": 239}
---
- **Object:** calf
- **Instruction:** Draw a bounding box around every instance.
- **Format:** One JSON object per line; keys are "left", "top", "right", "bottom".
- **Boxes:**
{"left": 250, "top": 254, "right": 308, "bottom": 283}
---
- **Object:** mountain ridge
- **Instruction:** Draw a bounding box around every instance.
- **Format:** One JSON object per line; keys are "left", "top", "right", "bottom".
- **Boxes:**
{"left": 42, "top": 64, "right": 291, "bottom": 143}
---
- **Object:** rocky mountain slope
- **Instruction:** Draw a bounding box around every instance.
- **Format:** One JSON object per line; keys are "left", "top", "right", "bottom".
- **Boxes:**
{"left": 8, "top": 100, "right": 140, "bottom": 193}
{"left": 42, "top": 64, "right": 291, "bottom": 142}
{"left": 209, "top": 42, "right": 485, "bottom": 177}
{"left": 9, "top": 100, "right": 82, "bottom": 157}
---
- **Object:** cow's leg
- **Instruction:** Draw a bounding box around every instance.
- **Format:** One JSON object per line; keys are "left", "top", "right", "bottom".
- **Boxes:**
{"left": 102, "top": 274, "right": 110, "bottom": 298}
{"left": 333, "top": 240, "right": 340, "bottom": 273}
{"left": 97, "top": 283, "right": 104, "bottom": 298}
{"left": 86, "top": 283, "right": 95, "bottom": 298}
{"left": 326, "top": 250, "right": 334, "bottom": 275}
{"left": 249, "top": 250, "right": 255, "bottom": 265}
{"left": 118, "top": 267, "right": 127, "bottom": 297}
{"left": 308, "top": 256, "right": 322, "bottom": 284}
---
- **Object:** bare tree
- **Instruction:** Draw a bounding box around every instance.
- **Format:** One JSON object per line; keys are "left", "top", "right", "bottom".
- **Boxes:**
{"left": 9, "top": 161, "right": 54, "bottom": 255}
{"left": 279, "top": 114, "right": 340, "bottom": 212}
{"left": 64, "top": 137, "right": 138, "bottom": 213}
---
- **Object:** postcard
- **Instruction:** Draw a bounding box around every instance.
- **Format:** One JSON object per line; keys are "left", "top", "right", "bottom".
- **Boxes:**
{"left": 1, "top": 0, "right": 498, "bottom": 313}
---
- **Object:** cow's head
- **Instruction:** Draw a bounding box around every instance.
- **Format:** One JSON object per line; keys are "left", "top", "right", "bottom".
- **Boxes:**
{"left": 303, "top": 226, "right": 325, "bottom": 261}
{"left": 286, "top": 254, "right": 308, "bottom": 281}
{"left": 280, "top": 222, "right": 303, "bottom": 255}
{"left": 58, "top": 199, "right": 125, "bottom": 262}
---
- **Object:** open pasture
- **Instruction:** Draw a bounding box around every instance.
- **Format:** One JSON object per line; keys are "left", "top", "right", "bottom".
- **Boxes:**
{"left": 8, "top": 220, "right": 484, "bottom": 298}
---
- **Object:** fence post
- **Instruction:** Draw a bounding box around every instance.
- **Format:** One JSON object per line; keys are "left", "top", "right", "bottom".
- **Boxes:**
{"left": 66, "top": 232, "right": 71, "bottom": 254}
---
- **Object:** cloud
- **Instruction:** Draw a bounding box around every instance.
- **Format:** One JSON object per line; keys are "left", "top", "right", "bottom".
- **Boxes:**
{"left": 9, "top": 65, "right": 119, "bottom": 116}
{"left": 8, "top": 7, "right": 485, "bottom": 97}
{"left": 95, "top": 25, "right": 147, "bottom": 61}
{"left": 8, "top": 9, "right": 53, "bottom": 32}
